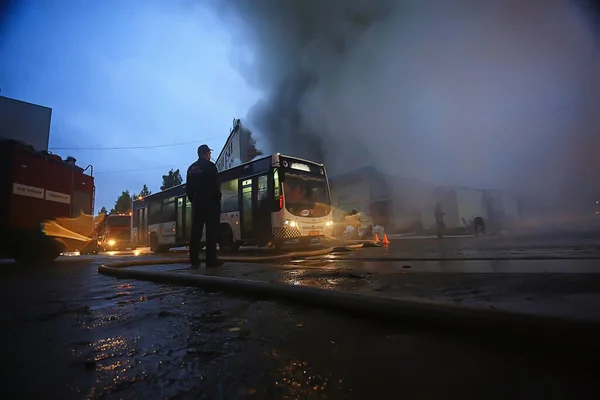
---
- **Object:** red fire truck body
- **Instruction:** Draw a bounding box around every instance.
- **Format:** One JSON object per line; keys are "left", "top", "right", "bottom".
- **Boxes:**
{"left": 0, "top": 139, "right": 95, "bottom": 263}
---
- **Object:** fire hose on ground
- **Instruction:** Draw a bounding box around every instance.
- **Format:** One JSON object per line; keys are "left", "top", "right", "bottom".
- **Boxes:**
{"left": 98, "top": 245, "right": 600, "bottom": 354}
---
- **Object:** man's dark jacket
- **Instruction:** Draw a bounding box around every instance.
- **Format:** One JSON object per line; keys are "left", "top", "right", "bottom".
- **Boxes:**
{"left": 186, "top": 158, "right": 221, "bottom": 207}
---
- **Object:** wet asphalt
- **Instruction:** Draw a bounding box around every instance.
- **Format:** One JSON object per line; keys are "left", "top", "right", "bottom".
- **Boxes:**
{"left": 1, "top": 243, "right": 599, "bottom": 399}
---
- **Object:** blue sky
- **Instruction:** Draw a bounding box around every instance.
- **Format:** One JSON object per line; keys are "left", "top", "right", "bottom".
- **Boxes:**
{"left": 0, "top": 0, "right": 261, "bottom": 211}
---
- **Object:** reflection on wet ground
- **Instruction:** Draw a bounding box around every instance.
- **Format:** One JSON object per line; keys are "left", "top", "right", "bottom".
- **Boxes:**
{"left": 135, "top": 254, "right": 600, "bottom": 320}
{"left": 1, "top": 245, "right": 600, "bottom": 398}
{"left": 308, "top": 257, "right": 600, "bottom": 273}
{"left": 336, "top": 236, "right": 600, "bottom": 260}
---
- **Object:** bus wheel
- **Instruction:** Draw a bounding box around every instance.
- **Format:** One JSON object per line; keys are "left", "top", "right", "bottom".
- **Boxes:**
{"left": 157, "top": 245, "right": 171, "bottom": 253}
{"left": 219, "top": 225, "right": 239, "bottom": 252}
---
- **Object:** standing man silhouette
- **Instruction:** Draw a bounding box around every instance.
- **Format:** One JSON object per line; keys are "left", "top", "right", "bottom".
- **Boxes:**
{"left": 435, "top": 202, "right": 446, "bottom": 238}
{"left": 186, "top": 144, "right": 224, "bottom": 268}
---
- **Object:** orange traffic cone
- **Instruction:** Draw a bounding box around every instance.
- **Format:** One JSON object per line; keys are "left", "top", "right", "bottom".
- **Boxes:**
{"left": 382, "top": 234, "right": 390, "bottom": 245}
{"left": 373, "top": 233, "right": 380, "bottom": 243}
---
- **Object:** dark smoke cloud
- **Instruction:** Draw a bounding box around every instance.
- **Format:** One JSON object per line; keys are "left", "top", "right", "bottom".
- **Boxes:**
{"left": 0, "top": 0, "right": 18, "bottom": 39}
{"left": 215, "top": 0, "right": 600, "bottom": 215}
{"left": 215, "top": 0, "right": 396, "bottom": 167}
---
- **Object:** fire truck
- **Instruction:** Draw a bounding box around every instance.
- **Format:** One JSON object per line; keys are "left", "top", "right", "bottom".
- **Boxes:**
{"left": 94, "top": 213, "right": 132, "bottom": 251}
{"left": 0, "top": 138, "right": 96, "bottom": 263}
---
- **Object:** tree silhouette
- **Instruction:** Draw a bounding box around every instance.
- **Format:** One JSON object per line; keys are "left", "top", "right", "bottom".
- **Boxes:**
{"left": 97, "top": 206, "right": 108, "bottom": 215}
{"left": 139, "top": 184, "right": 151, "bottom": 197}
{"left": 132, "top": 184, "right": 152, "bottom": 200}
{"left": 112, "top": 190, "right": 132, "bottom": 214}
{"left": 161, "top": 169, "right": 183, "bottom": 191}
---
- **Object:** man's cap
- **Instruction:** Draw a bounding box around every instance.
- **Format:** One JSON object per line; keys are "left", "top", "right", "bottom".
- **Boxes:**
{"left": 197, "top": 144, "right": 213, "bottom": 156}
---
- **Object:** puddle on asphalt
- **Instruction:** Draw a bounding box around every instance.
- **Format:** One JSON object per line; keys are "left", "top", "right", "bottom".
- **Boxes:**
{"left": 273, "top": 358, "right": 345, "bottom": 397}
{"left": 90, "top": 289, "right": 184, "bottom": 311}
{"left": 117, "top": 297, "right": 148, "bottom": 306}
{"left": 89, "top": 302, "right": 115, "bottom": 312}
{"left": 105, "top": 292, "right": 133, "bottom": 300}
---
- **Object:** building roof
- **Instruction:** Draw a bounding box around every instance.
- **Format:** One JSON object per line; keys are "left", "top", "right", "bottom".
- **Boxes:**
{"left": 0, "top": 95, "right": 52, "bottom": 111}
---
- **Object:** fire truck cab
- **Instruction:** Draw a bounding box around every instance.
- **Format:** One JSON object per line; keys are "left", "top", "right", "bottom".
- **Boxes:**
{"left": 95, "top": 213, "right": 132, "bottom": 252}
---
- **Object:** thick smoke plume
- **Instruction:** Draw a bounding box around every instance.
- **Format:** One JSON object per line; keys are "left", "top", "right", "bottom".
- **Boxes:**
{"left": 216, "top": 0, "right": 600, "bottom": 218}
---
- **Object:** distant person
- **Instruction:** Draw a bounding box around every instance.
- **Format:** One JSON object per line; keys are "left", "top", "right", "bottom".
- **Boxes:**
{"left": 345, "top": 209, "right": 361, "bottom": 227}
{"left": 435, "top": 203, "right": 445, "bottom": 238}
{"left": 346, "top": 209, "right": 362, "bottom": 239}
{"left": 334, "top": 213, "right": 346, "bottom": 237}
{"left": 474, "top": 216, "right": 486, "bottom": 236}
{"left": 186, "top": 144, "right": 223, "bottom": 268}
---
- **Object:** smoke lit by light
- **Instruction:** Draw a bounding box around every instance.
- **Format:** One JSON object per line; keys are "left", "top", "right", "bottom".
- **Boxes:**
{"left": 215, "top": 0, "right": 600, "bottom": 219}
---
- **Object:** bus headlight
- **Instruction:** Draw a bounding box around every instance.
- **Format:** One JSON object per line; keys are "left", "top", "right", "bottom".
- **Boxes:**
{"left": 283, "top": 219, "right": 297, "bottom": 228}
{"left": 325, "top": 220, "right": 333, "bottom": 227}
{"left": 108, "top": 239, "right": 116, "bottom": 246}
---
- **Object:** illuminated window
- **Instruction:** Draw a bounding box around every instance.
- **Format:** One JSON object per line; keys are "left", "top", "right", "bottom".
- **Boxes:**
{"left": 274, "top": 169, "right": 280, "bottom": 199}
{"left": 161, "top": 197, "right": 176, "bottom": 222}
{"left": 291, "top": 162, "right": 311, "bottom": 172}
{"left": 221, "top": 179, "right": 239, "bottom": 213}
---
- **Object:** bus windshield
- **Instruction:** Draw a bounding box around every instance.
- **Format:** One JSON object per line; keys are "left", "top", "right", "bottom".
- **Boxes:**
{"left": 106, "top": 216, "right": 130, "bottom": 227}
{"left": 282, "top": 171, "right": 331, "bottom": 218}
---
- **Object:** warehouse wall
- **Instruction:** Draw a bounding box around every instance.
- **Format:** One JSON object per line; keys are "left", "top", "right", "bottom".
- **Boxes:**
{"left": 0, "top": 96, "right": 51, "bottom": 151}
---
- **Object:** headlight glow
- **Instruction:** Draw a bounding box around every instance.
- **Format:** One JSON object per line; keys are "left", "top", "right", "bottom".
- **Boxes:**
{"left": 108, "top": 239, "right": 116, "bottom": 246}
{"left": 283, "top": 219, "right": 297, "bottom": 227}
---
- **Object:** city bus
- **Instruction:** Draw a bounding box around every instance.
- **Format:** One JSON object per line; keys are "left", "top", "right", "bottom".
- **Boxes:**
{"left": 130, "top": 154, "right": 334, "bottom": 253}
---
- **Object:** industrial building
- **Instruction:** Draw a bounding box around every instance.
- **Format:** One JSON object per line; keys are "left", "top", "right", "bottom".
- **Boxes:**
{"left": 329, "top": 166, "right": 520, "bottom": 234}
{"left": 215, "top": 119, "right": 262, "bottom": 172}
{"left": 0, "top": 95, "right": 52, "bottom": 152}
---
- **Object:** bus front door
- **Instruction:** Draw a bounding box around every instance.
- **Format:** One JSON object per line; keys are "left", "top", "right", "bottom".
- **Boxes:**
{"left": 240, "top": 178, "right": 253, "bottom": 239}
{"left": 176, "top": 197, "right": 185, "bottom": 242}
{"left": 254, "top": 174, "right": 271, "bottom": 244}
{"left": 240, "top": 174, "right": 271, "bottom": 243}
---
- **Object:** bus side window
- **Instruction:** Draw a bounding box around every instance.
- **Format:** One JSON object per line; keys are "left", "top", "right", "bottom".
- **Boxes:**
{"left": 185, "top": 198, "right": 192, "bottom": 238}
{"left": 162, "top": 197, "right": 176, "bottom": 222}
{"left": 257, "top": 175, "right": 268, "bottom": 202}
{"left": 221, "top": 179, "right": 239, "bottom": 213}
{"left": 148, "top": 200, "right": 161, "bottom": 226}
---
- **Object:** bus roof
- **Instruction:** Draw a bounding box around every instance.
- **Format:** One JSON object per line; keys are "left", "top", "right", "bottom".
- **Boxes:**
{"left": 274, "top": 153, "right": 324, "bottom": 167}
{"left": 220, "top": 153, "right": 324, "bottom": 171}
{"left": 133, "top": 153, "right": 326, "bottom": 204}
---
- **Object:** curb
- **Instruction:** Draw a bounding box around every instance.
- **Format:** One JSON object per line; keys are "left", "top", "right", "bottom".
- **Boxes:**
{"left": 345, "top": 243, "right": 365, "bottom": 249}
{"left": 112, "top": 247, "right": 335, "bottom": 267}
{"left": 322, "top": 236, "right": 377, "bottom": 245}
{"left": 221, "top": 246, "right": 335, "bottom": 262}
{"left": 331, "top": 243, "right": 365, "bottom": 252}
{"left": 306, "top": 255, "right": 600, "bottom": 261}
{"left": 98, "top": 260, "right": 600, "bottom": 351}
